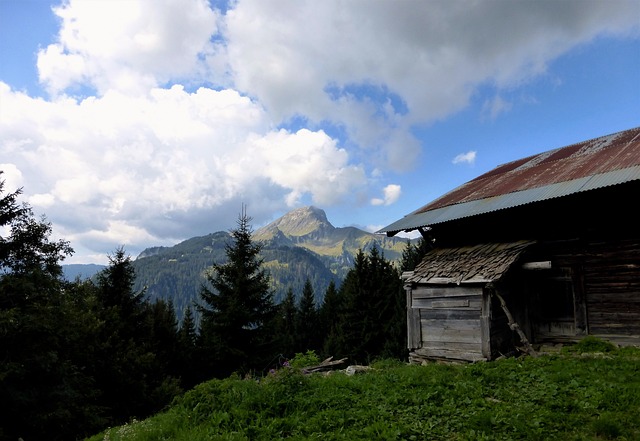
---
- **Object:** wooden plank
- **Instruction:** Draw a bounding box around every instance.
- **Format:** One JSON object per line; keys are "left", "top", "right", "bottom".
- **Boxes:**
{"left": 432, "top": 299, "right": 470, "bottom": 308}
{"left": 418, "top": 342, "right": 482, "bottom": 352}
{"left": 421, "top": 318, "right": 480, "bottom": 329}
{"left": 413, "top": 286, "right": 483, "bottom": 299}
{"left": 412, "top": 296, "right": 480, "bottom": 309}
{"left": 422, "top": 324, "right": 482, "bottom": 344}
{"left": 522, "top": 261, "right": 552, "bottom": 270}
{"left": 572, "top": 265, "right": 588, "bottom": 336}
{"left": 481, "top": 289, "right": 491, "bottom": 359}
{"left": 420, "top": 309, "right": 479, "bottom": 320}
{"left": 407, "top": 288, "right": 421, "bottom": 349}
{"left": 413, "top": 347, "right": 484, "bottom": 362}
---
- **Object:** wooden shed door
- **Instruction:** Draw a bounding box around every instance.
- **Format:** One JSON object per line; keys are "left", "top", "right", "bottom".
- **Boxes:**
{"left": 411, "top": 286, "right": 484, "bottom": 361}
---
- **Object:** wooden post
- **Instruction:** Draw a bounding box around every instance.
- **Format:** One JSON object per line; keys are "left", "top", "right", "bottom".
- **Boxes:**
{"left": 489, "top": 285, "right": 538, "bottom": 357}
{"left": 480, "top": 288, "right": 492, "bottom": 359}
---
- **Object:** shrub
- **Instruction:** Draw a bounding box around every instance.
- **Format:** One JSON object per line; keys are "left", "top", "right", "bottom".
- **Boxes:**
{"left": 563, "top": 336, "right": 617, "bottom": 354}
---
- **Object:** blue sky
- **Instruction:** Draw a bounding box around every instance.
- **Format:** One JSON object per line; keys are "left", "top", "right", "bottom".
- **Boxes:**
{"left": 1, "top": 0, "right": 639, "bottom": 264}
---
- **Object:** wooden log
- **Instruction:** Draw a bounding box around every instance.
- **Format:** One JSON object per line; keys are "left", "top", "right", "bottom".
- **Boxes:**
{"left": 490, "top": 287, "right": 538, "bottom": 357}
{"left": 302, "top": 357, "right": 348, "bottom": 373}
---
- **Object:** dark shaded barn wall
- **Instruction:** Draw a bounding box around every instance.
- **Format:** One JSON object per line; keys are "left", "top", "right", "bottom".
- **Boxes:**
{"left": 506, "top": 238, "right": 640, "bottom": 347}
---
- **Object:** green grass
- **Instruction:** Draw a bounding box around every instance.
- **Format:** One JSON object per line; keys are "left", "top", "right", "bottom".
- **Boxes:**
{"left": 88, "top": 346, "right": 640, "bottom": 441}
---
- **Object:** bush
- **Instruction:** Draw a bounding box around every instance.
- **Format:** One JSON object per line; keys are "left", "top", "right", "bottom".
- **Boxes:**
{"left": 563, "top": 336, "right": 617, "bottom": 354}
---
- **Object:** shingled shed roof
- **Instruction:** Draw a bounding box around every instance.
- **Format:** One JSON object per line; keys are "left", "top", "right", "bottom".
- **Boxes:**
{"left": 379, "top": 127, "right": 640, "bottom": 236}
{"left": 405, "top": 240, "right": 535, "bottom": 285}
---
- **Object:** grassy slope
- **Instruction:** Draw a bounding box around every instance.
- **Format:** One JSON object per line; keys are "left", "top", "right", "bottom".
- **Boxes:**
{"left": 90, "top": 345, "right": 639, "bottom": 441}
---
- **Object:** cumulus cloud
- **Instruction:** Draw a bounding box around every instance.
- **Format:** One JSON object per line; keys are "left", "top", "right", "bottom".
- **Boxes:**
{"left": 0, "top": 81, "right": 367, "bottom": 261}
{"left": 371, "top": 184, "right": 402, "bottom": 206}
{"left": 224, "top": 0, "right": 639, "bottom": 167}
{"left": 37, "top": 0, "right": 220, "bottom": 95}
{"left": 453, "top": 151, "right": 477, "bottom": 165}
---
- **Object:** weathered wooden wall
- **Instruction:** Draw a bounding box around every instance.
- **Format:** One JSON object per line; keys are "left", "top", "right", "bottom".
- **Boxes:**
{"left": 580, "top": 239, "right": 640, "bottom": 345}
{"left": 408, "top": 285, "right": 486, "bottom": 362}
{"left": 518, "top": 237, "right": 640, "bottom": 346}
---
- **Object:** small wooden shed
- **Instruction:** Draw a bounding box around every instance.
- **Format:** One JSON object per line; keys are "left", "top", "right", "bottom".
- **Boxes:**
{"left": 403, "top": 241, "right": 534, "bottom": 362}
{"left": 380, "top": 127, "right": 640, "bottom": 362}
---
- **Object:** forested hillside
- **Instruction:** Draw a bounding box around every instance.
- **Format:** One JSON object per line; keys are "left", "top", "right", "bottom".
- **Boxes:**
{"left": 131, "top": 206, "right": 411, "bottom": 322}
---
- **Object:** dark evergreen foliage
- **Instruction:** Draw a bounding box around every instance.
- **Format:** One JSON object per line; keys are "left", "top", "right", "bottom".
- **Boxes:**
{"left": 400, "top": 236, "right": 432, "bottom": 272}
{"left": 326, "top": 246, "right": 405, "bottom": 363}
{"left": 295, "top": 278, "right": 321, "bottom": 353}
{"left": 0, "top": 175, "right": 98, "bottom": 440}
{"left": 197, "top": 209, "right": 277, "bottom": 378}
{"left": 274, "top": 287, "right": 298, "bottom": 357}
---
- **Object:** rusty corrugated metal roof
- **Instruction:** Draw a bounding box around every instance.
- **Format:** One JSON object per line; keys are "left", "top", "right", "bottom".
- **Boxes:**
{"left": 379, "top": 127, "right": 640, "bottom": 235}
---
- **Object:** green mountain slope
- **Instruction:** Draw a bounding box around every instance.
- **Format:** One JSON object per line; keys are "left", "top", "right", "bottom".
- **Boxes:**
{"left": 130, "top": 206, "right": 411, "bottom": 322}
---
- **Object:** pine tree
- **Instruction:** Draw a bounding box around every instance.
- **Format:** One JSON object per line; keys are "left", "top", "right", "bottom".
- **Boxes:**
{"left": 198, "top": 208, "right": 276, "bottom": 378}
{"left": 93, "top": 247, "right": 166, "bottom": 423}
{"left": 177, "top": 306, "right": 199, "bottom": 388}
{"left": 274, "top": 287, "right": 297, "bottom": 358}
{"left": 319, "top": 280, "right": 343, "bottom": 357}
{"left": 295, "top": 278, "right": 320, "bottom": 353}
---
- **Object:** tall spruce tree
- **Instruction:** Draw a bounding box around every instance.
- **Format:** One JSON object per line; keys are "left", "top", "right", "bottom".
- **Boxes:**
{"left": 198, "top": 208, "right": 276, "bottom": 378}
{"left": 320, "top": 280, "right": 343, "bottom": 358}
{"left": 93, "top": 248, "right": 156, "bottom": 423}
{"left": 177, "top": 306, "right": 199, "bottom": 388}
{"left": 295, "top": 278, "right": 320, "bottom": 353}
{"left": 274, "top": 287, "right": 297, "bottom": 358}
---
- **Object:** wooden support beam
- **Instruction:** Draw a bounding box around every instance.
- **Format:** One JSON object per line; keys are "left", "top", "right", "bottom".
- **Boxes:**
{"left": 489, "top": 286, "right": 538, "bottom": 357}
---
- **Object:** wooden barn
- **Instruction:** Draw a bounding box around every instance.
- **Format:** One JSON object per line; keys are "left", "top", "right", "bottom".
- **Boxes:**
{"left": 378, "top": 127, "right": 640, "bottom": 362}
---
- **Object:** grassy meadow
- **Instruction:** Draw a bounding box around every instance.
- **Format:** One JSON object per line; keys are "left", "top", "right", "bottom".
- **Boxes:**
{"left": 89, "top": 341, "right": 640, "bottom": 441}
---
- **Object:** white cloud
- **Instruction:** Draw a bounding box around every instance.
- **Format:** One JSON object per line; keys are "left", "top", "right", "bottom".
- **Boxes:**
{"left": 224, "top": 0, "right": 639, "bottom": 169}
{"left": 452, "top": 151, "right": 477, "bottom": 165}
{"left": 0, "top": 81, "right": 367, "bottom": 261}
{"left": 37, "top": 0, "right": 220, "bottom": 95}
{"left": 0, "top": 163, "right": 23, "bottom": 191}
{"left": 371, "top": 184, "right": 402, "bottom": 206}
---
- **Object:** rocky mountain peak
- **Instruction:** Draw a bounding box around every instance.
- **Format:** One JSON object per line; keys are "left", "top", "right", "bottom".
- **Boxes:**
{"left": 255, "top": 206, "right": 335, "bottom": 239}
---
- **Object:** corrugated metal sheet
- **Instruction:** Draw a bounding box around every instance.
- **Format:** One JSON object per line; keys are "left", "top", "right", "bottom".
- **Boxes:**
{"left": 379, "top": 127, "right": 640, "bottom": 235}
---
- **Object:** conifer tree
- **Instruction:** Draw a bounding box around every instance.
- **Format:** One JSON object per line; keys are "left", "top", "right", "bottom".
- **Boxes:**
{"left": 177, "top": 306, "right": 198, "bottom": 387}
{"left": 93, "top": 248, "right": 153, "bottom": 422}
{"left": 198, "top": 208, "right": 276, "bottom": 378}
{"left": 274, "top": 287, "right": 297, "bottom": 357}
{"left": 295, "top": 278, "right": 320, "bottom": 353}
{"left": 319, "top": 280, "right": 343, "bottom": 357}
